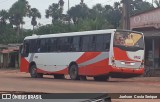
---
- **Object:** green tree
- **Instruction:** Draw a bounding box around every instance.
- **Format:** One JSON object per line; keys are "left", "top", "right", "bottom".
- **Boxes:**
{"left": 68, "top": 4, "right": 90, "bottom": 24}
{"left": 28, "top": 8, "right": 41, "bottom": 34}
{"left": 0, "top": 10, "right": 9, "bottom": 35}
{"left": 0, "top": 10, "right": 9, "bottom": 25}
{"left": 46, "top": 3, "right": 63, "bottom": 23}
{"left": 154, "top": 0, "right": 160, "bottom": 7}
{"left": 92, "top": 4, "right": 104, "bottom": 14}
{"left": 80, "top": 0, "right": 84, "bottom": 5}
{"left": 130, "top": 0, "right": 153, "bottom": 15}
{"left": 59, "top": 0, "right": 64, "bottom": 9}
{"left": 103, "top": 2, "right": 122, "bottom": 28}
{"left": 9, "top": 0, "right": 30, "bottom": 36}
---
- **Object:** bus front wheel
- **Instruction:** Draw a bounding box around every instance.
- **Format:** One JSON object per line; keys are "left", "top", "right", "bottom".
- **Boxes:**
{"left": 30, "top": 65, "right": 43, "bottom": 78}
{"left": 69, "top": 64, "right": 79, "bottom": 80}
{"left": 94, "top": 75, "right": 109, "bottom": 81}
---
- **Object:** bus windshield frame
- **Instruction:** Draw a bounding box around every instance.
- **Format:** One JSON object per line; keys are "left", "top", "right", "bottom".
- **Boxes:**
{"left": 113, "top": 31, "right": 144, "bottom": 51}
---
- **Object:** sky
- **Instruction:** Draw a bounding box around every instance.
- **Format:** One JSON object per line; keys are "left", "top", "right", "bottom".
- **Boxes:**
{"left": 0, "top": 0, "right": 153, "bottom": 29}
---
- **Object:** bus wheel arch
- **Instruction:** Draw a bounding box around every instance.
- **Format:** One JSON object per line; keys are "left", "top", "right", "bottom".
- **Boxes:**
{"left": 68, "top": 62, "right": 79, "bottom": 80}
{"left": 29, "top": 62, "right": 43, "bottom": 78}
{"left": 29, "top": 62, "right": 36, "bottom": 73}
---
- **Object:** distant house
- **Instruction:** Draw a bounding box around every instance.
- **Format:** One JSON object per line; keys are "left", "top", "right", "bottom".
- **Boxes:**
{"left": 130, "top": 7, "right": 160, "bottom": 76}
{"left": 0, "top": 44, "right": 21, "bottom": 68}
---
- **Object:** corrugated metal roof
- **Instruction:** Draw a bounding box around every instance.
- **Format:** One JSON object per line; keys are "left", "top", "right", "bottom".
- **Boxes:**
{"left": 0, "top": 49, "right": 15, "bottom": 54}
{"left": 131, "top": 7, "right": 160, "bottom": 17}
{"left": 0, "top": 44, "right": 8, "bottom": 48}
{"left": 141, "top": 30, "right": 160, "bottom": 37}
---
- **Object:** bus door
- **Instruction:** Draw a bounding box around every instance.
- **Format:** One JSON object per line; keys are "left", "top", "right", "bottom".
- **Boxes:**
{"left": 20, "top": 40, "right": 30, "bottom": 72}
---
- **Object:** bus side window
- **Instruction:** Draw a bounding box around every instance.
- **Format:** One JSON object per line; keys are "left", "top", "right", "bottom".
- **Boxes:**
{"left": 82, "top": 36, "right": 90, "bottom": 52}
{"left": 37, "top": 39, "right": 41, "bottom": 52}
{"left": 39, "top": 39, "right": 47, "bottom": 52}
{"left": 88, "top": 36, "right": 96, "bottom": 51}
{"left": 95, "top": 35, "right": 104, "bottom": 51}
{"left": 68, "top": 37, "right": 73, "bottom": 51}
{"left": 79, "top": 36, "right": 82, "bottom": 52}
{"left": 73, "top": 36, "right": 80, "bottom": 52}
{"left": 50, "top": 38, "right": 57, "bottom": 52}
{"left": 103, "top": 34, "right": 111, "bottom": 51}
{"left": 47, "top": 38, "right": 52, "bottom": 52}
{"left": 29, "top": 39, "right": 37, "bottom": 53}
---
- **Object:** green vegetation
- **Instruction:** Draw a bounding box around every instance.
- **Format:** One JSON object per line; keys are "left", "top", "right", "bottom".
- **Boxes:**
{"left": 0, "top": 0, "right": 155, "bottom": 44}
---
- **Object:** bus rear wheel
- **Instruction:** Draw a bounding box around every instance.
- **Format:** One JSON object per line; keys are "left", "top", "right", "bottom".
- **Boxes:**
{"left": 54, "top": 74, "right": 65, "bottom": 79}
{"left": 94, "top": 75, "right": 109, "bottom": 81}
{"left": 69, "top": 64, "right": 79, "bottom": 80}
{"left": 30, "top": 65, "right": 43, "bottom": 78}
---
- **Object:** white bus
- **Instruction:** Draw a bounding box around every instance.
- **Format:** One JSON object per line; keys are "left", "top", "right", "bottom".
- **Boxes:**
{"left": 20, "top": 29, "right": 145, "bottom": 81}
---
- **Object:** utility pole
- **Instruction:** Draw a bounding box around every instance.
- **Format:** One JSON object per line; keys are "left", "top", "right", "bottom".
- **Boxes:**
{"left": 68, "top": 0, "right": 70, "bottom": 12}
{"left": 152, "top": 0, "right": 154, "bottom": 7}
{"left": 122, "top": 0, "right": 130, "bottom": 30}
{"left": 68, "top": 0, "right": 70, "bottom": 31}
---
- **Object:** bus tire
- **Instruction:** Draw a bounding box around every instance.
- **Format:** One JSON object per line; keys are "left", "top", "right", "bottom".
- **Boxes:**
{"left": 54, "top": 74, "right": 65, "bottom": 79}
{"left": 69, "top": 64, "right": 79, "bottom": 80}
{"left": 94, "top": 75, "right": 109, "bottom": 81}
{"left": 30, "top": 65, "right": 43, "bottom": 78}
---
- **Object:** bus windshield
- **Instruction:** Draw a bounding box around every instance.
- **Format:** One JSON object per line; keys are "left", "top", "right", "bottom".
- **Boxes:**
{"left": 113, "top": 31, "right": 144, "bottom": 51}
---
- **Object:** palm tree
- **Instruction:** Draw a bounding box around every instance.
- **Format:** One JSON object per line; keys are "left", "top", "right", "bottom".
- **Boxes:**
{"left": 92, "top": 4, "right": 104, "bottom": 14}
{"left": 28, "top": 8, "right": 41, "bottom": 34}
{"left": 9, "top": 0, "right": 30, "bottom": 36}
{"left": 154, "top": 0, "right": 160, "bottom": 7}
{"left": 46, "top": 3, "right": 63, "bottom": 23}
{"left": 130, "top": 0, "right": 153, "bottom": 15}
{"left": 59, "top": 0, "right": 64, "bottom": 9}
{"left": 68, "top": 4, "right": 90, "bottom": 24}
{"left": 80, "top": 0, "right": 84, "bottom": 5}
{"left": 0, "top": 10, "right": 9, "bottom": 25}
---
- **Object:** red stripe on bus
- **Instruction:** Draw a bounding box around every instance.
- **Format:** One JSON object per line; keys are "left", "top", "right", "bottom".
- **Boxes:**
{"left": 76, "top": 52, "right": 101, "bottom": 64}
{"left": 79, "top": 58, "right": 112, "bottom": 76}
{"left": 113, "top": 47, "right": 138, "bottom": 61}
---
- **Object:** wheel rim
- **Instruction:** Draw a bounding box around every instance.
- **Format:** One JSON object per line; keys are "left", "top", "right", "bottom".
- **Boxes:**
{"left": 70, "top": 66, "right": 77, "bottom": 79}
{"left": 31, "top": 67, "right": 36, "bottom": 76}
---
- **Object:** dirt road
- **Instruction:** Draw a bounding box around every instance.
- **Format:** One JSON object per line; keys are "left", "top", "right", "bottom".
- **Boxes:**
{"left": 0, "top": 69, "right": 160, "bottom": 102}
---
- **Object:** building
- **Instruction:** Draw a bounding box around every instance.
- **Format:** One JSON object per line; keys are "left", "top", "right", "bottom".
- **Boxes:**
{"left": 0, "top": 44, "right": 20, "bottom": 69}
{"left": 130, "top": 7, "right": 160, "bottom": 76}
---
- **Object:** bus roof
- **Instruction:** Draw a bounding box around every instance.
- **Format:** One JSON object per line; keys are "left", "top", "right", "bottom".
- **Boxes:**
{"left": 24, "top": 29, "right": 116, "bottom": 40}
{"left": 24, "top": 29, "right": 142, "bottom": 40}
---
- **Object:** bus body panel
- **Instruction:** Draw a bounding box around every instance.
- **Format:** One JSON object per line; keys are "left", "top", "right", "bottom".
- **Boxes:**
{"left": 20, "top": 29, "right": 145, "bottom": 78}
{"left": 20, "top": 52, "right": 111, "bottom": 76}
{"left": 20, "top": 57, "right": 30, "bottom": 72}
